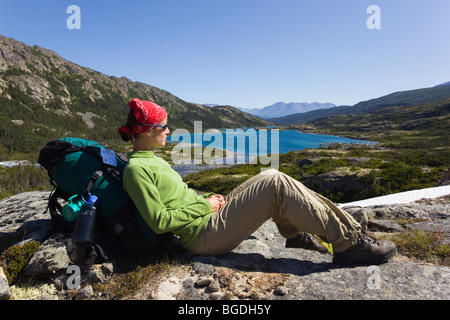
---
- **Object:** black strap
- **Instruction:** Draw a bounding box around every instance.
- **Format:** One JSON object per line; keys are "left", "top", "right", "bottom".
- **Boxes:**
{"left": 48, "top": 188, "right": 75, "bottom": 233}
{"left": 85, "top": 170, "right": 103, "bottom": 194}
{"left": 82, "top": 145, "right": 123, "bottom": 181}
{"left": 92, "top": 243, "right": 109, "bottom": 262}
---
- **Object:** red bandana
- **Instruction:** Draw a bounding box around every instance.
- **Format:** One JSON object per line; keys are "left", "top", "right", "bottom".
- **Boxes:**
{"left": 119, "top": 98, "right": 167, "bottom": 140}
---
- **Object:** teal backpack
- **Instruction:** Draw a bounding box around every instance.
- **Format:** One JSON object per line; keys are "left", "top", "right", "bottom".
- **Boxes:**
{"left": 38, "top": 137, "right": 173, "bottom": 262}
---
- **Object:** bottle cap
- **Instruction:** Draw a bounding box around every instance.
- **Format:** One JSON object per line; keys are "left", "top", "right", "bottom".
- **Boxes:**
{"left": 87, "top": 195, "right": 98, "bottom": 204}
{"left": 61, "top": 203, "right": 79, "bottom": 222}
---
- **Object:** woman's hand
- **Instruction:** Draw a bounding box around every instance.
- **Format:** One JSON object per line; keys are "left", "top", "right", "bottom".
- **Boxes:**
{"left": 207, "top": 194, "right": 226, "bottom": 212}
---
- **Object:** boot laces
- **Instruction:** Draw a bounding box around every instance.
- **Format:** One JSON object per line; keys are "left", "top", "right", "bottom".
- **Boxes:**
{"left": 357, "top": 233, "right": 381, "bottom": 246}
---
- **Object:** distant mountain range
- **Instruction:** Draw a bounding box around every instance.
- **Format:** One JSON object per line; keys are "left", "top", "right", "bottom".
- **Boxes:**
{"left": 215, "top": 80, "right": 450, "bottom": 123}
{"left": 238, "top": 102, "right": 336, "bottom": 119}
{"left": 269, "top": 81, "right": 450, "bottom": 125}
{"left": 435, "top": 81, "right": 450, "bottom": 87}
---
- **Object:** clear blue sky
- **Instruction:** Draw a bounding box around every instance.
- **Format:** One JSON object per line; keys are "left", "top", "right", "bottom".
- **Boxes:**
{"left": 1, "top": 0, "right": 449, "bottom": 109}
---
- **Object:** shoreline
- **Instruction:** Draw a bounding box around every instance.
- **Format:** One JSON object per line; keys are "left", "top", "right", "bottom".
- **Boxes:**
{"left": 167, "top": 128, "right": 376, "bottom": 158}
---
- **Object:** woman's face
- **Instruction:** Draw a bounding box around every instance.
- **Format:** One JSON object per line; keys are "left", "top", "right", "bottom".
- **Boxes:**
{"left": 148, "top": 117, "right": 170, "bottom": 148}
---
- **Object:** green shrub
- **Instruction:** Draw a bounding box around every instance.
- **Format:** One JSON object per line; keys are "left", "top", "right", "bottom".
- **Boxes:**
{"left": 389, "top": 230, "right": 450, "bottom": 266}
{"left": 0, "top": 165, "right": 52, "bottom": 201}
{"left": 0, "top": 241, "right": 40, "bottom": 284}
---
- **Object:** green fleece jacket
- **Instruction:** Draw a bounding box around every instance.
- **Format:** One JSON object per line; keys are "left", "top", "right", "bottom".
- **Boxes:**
{"left": 122, "top": 150, "right": 212, "bottom": 248}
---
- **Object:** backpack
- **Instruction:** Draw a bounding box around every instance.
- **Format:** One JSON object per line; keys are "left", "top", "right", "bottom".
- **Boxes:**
{"left": 38, "top": 137, "right": 173, "bottom": 262}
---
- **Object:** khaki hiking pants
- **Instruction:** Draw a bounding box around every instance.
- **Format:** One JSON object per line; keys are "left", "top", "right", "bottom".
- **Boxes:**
{"left": 188, "top": 169, "right": 362, "bottom": 256}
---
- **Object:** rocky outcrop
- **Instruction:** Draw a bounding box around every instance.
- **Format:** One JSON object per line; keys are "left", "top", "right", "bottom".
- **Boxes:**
{"left": 297, "top": 157, "right": 375, "bottom": 196}
{"left": 302, "top": 171, "right": 370, "bottom": 195}
{"left": 1, "top": 191, "right": 449, "bottom": 300}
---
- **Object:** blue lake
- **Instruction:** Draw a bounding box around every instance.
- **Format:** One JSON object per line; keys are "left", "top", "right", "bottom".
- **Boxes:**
{"left": 167, "top": 128, "right": 375, "bottom": 157}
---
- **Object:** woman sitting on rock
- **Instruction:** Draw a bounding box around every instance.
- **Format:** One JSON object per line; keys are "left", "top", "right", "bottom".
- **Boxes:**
{"left": 118, "top": 98, "right": 397, "bottom": 266}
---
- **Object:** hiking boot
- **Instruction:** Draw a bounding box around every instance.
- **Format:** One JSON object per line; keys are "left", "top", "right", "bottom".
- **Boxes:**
{"left": 332, "top": 233, "right": 397, "bottom": 266}
{"left": 285, "top": 232, "right": 330, "bottom": 253}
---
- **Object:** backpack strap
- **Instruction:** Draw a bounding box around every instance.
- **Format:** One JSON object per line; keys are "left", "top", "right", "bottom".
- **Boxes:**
{"left": 85, "top": 170, "right": 103, "bottom": 194}
{"left": 47, "top": 187, "right": 75, "bottom": 233}
{"left": 82, "top": 145, "right": 123, "bottom": 181}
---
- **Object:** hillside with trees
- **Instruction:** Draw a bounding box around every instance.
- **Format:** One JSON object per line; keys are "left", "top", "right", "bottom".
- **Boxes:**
{"left": 0, "top": 34, "right": 271, "bottom": 162}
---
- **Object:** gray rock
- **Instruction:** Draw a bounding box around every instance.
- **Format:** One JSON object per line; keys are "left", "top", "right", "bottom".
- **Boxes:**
{"left": 0, "top": 191, "right": 52, "bottom": 251}
{"left": 196, "top": 276, "right": 213, "bottom": 287}
{"left": 368, "top": 219, "right": 404, "bottom": 232}
{"left": 24, "top": 233, "right": 71, "bottom": 275}
{"left": 75, "top": 285, "right": 94, "bottom": 300}
{"left": 363, "top": 203, "right": 450, "bottom": 220}
{"left": 284, "top": 260, "right": 450, "bottom": 300}
{"left": 207, "top": 279, "right": 221, "bottom": 293}
{"left": 274, "top": 285, "right": 287, "bottom": 296}
{"left": 192, "top": 261, "right": 216, "bottom": 275}
{"left": 2, "top": 190, "right": 450, "bottom": 300}
{"left": 191, "top": 219, "right": 450, "bottom": 299}
{"left": 0, "top": 267, "right": 11, "bottom": 300}
{"left": 179, "top": 278, "right": 203, "bottom": 300}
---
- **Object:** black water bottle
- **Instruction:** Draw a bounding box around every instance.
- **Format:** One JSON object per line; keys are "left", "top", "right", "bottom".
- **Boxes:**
{"left": 72, "top": 194, "right": 98, "bottom": 244}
